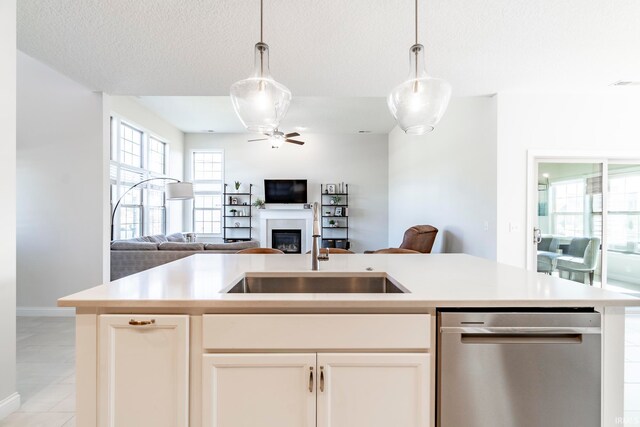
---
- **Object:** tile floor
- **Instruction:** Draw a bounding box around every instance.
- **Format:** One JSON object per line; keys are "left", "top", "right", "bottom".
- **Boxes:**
{"left": 1, "top": 313, "right": 639, "bottom": 426}
{"left": 1, "top": 317, "right": 75, "bottom": 427}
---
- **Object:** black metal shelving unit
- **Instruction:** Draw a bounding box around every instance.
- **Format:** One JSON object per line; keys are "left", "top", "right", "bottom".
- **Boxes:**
{"left": 223, "top": 183, "right": 253, "bottom": 242}
{"left": 320, "top": 184, "right": 350, "bottom": 250}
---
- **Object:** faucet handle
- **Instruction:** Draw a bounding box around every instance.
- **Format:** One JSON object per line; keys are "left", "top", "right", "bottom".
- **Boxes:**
{"left": 318, "top": 248, "right": 330, "bottom": 261}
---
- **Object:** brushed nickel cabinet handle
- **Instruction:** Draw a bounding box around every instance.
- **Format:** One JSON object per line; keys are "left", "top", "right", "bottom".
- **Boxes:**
{"left": 320, "top": 366, "right": 325, "bottom": 392}
{"left": 129, "top": 319, "right": 156, "bottom": 326}
{"left": 308, "top": 367, "right": 314, "bottom": 392}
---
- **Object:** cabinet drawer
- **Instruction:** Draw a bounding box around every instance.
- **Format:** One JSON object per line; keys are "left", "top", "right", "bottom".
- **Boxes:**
{"left": 202, "top": 314, "right": 430, "bottom": 351}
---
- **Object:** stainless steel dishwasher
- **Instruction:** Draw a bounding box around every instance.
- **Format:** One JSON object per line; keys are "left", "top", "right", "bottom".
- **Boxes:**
{"left": 437, "top": 310, "right": 601, "bottom": 427}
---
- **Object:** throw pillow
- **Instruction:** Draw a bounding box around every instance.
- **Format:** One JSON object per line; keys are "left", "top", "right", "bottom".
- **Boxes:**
{"left": 166, "top": 232, "right": 187, "bottom": 243}
{"left": 146, "top": 234, "right": 169, "bottom": 243}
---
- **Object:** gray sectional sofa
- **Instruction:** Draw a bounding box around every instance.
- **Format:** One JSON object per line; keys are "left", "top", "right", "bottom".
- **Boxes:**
{"left": 110, "top": 233, "right": 259, "bottom": 280}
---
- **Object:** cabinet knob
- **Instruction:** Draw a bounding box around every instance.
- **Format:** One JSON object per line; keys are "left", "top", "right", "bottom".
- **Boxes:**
{"left": 128, "top": 319, "right": 156, "bottom": 326}
{"left": 308, "top": 367, "right": 314, "bottom": 393}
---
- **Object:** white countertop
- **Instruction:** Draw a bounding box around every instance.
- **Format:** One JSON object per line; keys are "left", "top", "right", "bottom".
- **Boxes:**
{"left": 58, "top": 254, "right": 639, "bottom": 309}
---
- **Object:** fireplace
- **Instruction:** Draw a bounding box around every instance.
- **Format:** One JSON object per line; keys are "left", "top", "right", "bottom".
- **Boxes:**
{"left": 272, "top": 229, "right": 302, "bottom": 254}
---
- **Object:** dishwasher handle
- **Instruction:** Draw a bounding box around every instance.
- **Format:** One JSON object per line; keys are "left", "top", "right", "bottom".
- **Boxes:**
{"left": 461, "top": 333, "right": 583, "bottom": 344}
{"left": 440, "top": 326, "right": 601, "bottom": 334}
{"left": 441, "top": 326, "right": 600, "bottom": 345}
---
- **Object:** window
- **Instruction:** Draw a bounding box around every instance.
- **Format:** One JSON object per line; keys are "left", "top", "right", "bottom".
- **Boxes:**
{"left": 192, "top": 151, "right": 224, "bottom": 235}
{"left": 110, "top": 117, "right": 169, "bottom": 239}
{"left": 119, "top": 123, "right": 143, "bottom": 167}
{"left": 148, "top": 136, "right": 166, "bottom": 174}
{"left": 608, "top": 173, "right": 640, "bottom": 252}
{"left": 550, "top": 179, "right": 585, "bottom": 237}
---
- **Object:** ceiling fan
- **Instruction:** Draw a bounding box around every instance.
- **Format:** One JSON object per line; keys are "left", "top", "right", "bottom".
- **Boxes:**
{"left": 248, "top": 129, "right": 305, "bottom": 148}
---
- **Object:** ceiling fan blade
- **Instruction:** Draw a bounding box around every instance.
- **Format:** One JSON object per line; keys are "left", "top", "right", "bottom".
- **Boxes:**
{"left": 284, "top": 132, "right": 300, "bottom": 138}
{"left": 285, "top": 139, "right": 305, "bottom": 145}
{"left": 248, "top": 138, "right": 268, "bottom": 142}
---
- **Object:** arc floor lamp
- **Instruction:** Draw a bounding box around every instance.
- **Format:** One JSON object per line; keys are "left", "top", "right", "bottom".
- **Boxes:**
{"left": 110, "top": 178, "right": 194, "bottom": 241}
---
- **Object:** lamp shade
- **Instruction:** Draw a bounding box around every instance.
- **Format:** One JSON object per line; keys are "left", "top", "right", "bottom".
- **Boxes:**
{"left": 166, "top": 182, "right": 194, "bottom": 200}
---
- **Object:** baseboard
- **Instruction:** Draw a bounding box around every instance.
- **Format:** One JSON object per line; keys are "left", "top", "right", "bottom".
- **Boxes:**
{"left": 0, "top": 392, "right": 20, "bottom": 420}
{"left": 16, "top": 307, "right": 76, "bottom": 317}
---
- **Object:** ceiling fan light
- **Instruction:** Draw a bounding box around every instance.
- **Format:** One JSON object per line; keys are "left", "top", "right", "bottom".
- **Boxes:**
{"left": 270, "top": 135, "right": 284, "bottom": 149}
{"left": 231, "top": 42, "right": 292, "bottom": 133}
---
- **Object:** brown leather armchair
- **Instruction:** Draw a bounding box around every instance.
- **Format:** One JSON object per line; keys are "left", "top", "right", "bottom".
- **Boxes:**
{"left": 399, "top": 225, "right": 438, "bottom": 253}
{"left": 365, "top": 225, "right": 438, "bottom": 254}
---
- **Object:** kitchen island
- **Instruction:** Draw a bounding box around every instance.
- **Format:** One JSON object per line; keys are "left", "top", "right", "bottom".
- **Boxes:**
{"left": 59, "top": 254, "right": 639, "bottom": 427}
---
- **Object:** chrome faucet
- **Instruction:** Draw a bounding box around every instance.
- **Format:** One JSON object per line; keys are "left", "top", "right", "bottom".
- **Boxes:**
{"left": 311, "top": 202, "right": 329, "bottom": 270}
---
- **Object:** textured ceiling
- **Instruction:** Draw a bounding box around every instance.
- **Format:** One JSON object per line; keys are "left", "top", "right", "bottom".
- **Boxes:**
{"left": 134, "top": 96, "right": 396, "bottom": 134}
{"left": 17, "top": 0, "right": 640, "bottom": 97}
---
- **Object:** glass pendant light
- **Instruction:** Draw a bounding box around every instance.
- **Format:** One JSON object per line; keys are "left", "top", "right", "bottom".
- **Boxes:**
{"left": 388, "top": 0, "right": 451, "bottom": 135}
{"left": 230, "top": 0, "right": 291, "bottom": 133}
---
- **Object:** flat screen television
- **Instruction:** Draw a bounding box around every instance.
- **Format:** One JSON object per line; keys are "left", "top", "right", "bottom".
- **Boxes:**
{"left": 264, "top": 179, "right": 307, "bottom": 204}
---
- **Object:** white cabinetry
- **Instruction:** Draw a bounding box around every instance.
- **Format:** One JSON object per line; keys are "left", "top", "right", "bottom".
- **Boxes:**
{"left": 98, "top": 315, "right": 189, "bottom": 427}
{"left": 200, "top": 314, "right": 432, "bottom": 427}
{"left": 201, "top": 352, "right": 429, "bottom": 427}
{"left": 202, "top": 353, "right": 316, "bottom": 427}
{"left": 317, "top": 353, "right": 430, "bottom": 427}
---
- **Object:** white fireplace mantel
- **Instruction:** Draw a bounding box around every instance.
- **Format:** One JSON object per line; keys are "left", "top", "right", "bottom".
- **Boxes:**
{"left": 259, "top": 208, "right": 314, "bottom": 252}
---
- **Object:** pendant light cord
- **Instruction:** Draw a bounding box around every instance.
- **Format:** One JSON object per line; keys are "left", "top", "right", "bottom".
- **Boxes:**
{"left": 414, "top": 0, "right": 419, "bottom": 81}
{"left": 259, "top": 0, "right": 264, "bottom": 77}
{"left": 415, "top": 0, "right": 418, "bottom": 45}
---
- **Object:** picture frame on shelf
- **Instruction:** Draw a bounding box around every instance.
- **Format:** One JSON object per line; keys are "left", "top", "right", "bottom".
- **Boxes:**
{"left": 334, "top": 207, "right": 343, "bottom": 216}
{"left": 230, "top": 197, "right": 238, "bottom": 205}
{"left": 326, "top": 184, "right": 336, "bottom": 194}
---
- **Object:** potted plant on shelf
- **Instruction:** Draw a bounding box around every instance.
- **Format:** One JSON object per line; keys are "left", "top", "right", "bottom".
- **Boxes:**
{"left": 234, "top": 181, "right": 241, "bottom": 192}
{"left": 253, "top": 198, "right": 265, "bottom": 209}
{"left": 229, "top": 208, "right": 237, "bottom": 217}
{"left": 330, "top": 195, "right": 341, "bottom": 205}
{"left": 329, "top": 219, "right": 337, "bottom": 228}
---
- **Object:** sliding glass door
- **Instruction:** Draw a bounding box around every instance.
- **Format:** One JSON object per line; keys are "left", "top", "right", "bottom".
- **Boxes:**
{"left": 533, "top": 159, "right": 640, "bottom": 294}
{"left": 535, "top": 162, "right": 604, "bottom": 286}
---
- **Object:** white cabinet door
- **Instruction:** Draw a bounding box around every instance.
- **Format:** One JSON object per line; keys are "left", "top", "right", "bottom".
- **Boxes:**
{"left": 98, "top": 315, "right": 189, "bottom": 427}
{"left": 317, "top": 353, "right": 430, "bottom": 427}
{"left": 202, "top": 353, "right": 316, "bottom": 427}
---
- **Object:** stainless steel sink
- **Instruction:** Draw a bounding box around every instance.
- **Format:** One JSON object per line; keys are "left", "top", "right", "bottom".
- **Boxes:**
{"left": 225, "top": 275, "right": 408, "bottom": 294}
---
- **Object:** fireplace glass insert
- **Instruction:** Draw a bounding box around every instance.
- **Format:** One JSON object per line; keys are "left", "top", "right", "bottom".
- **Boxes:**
{"left": 272, "top": 229, "right": 302, "bottom": 254}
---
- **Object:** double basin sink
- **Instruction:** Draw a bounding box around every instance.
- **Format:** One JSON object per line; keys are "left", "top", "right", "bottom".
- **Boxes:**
{"left": 225, "top": 274, "right": 408, "bottom": 294}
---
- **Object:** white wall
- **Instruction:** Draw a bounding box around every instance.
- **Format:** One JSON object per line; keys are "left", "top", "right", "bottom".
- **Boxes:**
{"left": 184, "top": 133, "right": 389, "bottom": 253}
{"left": 108, "top": 96, "right": 185, "bottom": 234}
{"left": 17, "top": 51, "right": 105, "bottom": 310}
{"left": 0, "top": 0, "right": 19, "bottom": 416}
{"left": 497, "top": 91, "right": 640, "bottom": 268}
{"left": 388, "top": 97, "right": 498, "bottom": 259}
